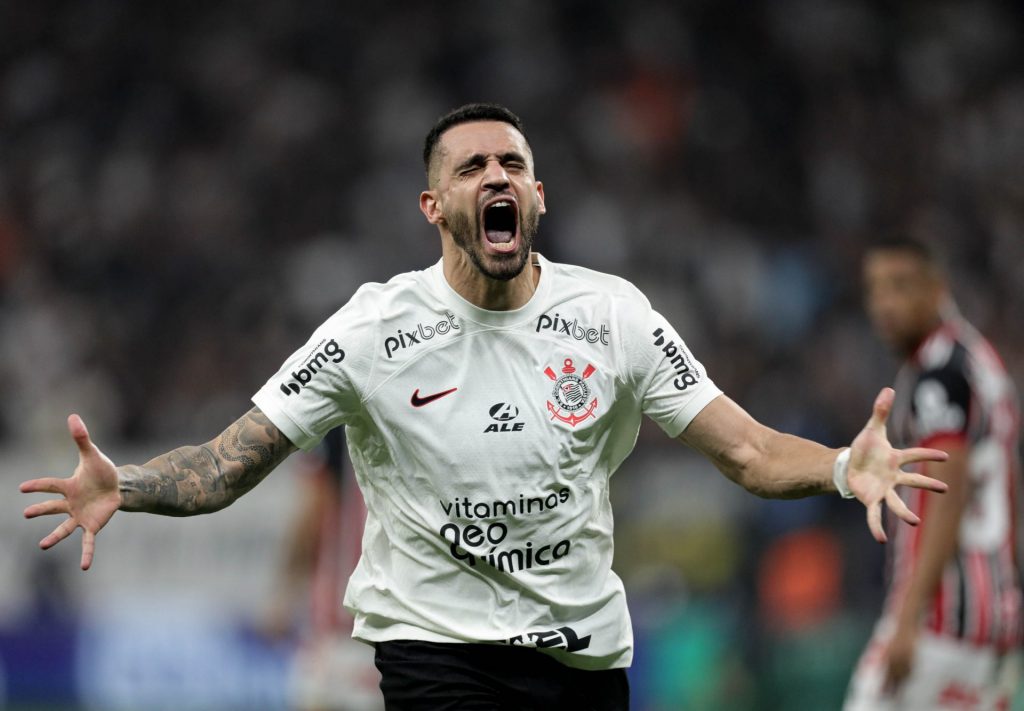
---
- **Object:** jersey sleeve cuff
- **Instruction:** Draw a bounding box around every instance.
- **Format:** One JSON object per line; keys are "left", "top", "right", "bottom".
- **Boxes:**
{"left": 660, "top": 385, "right": 724, "bottom": 439}
{"left": 251, "top": 391, "right": 321, "bottom": 452}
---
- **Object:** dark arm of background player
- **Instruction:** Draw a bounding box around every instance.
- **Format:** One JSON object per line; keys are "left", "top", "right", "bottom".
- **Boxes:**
{"left": 119, "top": 406, "right": 297, "bottom": 515}
{"left": 883, "top": 437, "right": 970, "bottom": 688}
{"left": 263, "top": 466, "right": 331, "bottom": 637}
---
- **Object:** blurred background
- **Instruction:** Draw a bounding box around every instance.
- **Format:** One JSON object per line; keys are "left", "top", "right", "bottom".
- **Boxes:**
{"left": 2, "top": 0, "right": 1023, "bottom": 708}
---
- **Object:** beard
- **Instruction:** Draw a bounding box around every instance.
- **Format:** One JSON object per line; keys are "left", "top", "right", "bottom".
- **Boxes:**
{"left": 445, "top": 200, "right": 540, "bottom": 282}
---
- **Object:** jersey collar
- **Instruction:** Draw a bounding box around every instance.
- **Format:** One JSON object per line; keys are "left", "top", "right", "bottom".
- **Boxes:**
{"left": 429, "top": 252, "right": 552, "bottom": 328}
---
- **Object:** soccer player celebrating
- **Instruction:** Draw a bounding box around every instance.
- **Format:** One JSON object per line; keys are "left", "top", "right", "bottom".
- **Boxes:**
{"left": 844, "top": 239, "right": 1022, "bottom": 710}
{"left": 22, "top": 104, "right": 949, "bottom": 710}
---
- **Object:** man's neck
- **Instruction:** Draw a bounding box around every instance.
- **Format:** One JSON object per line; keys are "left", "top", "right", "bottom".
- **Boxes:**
{"left": 441, "top": 246, "right": 540, "bottom": 311}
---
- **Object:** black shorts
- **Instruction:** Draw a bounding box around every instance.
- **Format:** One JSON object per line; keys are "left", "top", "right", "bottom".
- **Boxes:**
{"left": 374, "top": 640, "right": 630, "bottom": 710}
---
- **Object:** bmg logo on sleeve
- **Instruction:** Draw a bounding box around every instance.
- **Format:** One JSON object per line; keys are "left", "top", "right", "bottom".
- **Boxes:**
{"left": 280, "top": 338, "right": 345, "bottom": 396}
{"left": 652, "top": 328, "right": 699, "bottom": 390}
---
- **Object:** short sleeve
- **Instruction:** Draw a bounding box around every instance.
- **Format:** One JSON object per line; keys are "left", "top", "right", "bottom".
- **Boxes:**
{"left": 252, "top": 286, "right": 380, "bottom": 451}
{"left": 619, "top": 289, "right": 721, "bottom": 438}
{"left": 911, "top": 367, "right": 971, "bottom": 445}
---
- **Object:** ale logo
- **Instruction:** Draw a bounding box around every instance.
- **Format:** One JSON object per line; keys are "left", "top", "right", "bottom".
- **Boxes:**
{"left": 484, "top": 403, "right": 524, "bottom": 433}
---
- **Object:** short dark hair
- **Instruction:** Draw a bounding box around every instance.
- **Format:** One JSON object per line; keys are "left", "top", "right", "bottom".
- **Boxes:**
{"left": 866, "top": 235, "right": 946, "bottom": 275}
{"left": 423, "top": 103, "right": 528, "bottom": 180}
{"left": 867, "top": 236, "right": 937, "bottom": 264}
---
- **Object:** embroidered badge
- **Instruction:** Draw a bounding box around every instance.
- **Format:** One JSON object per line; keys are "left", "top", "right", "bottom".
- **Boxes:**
{"left": 543, "top": 358, "right": 598, "bottom": 427}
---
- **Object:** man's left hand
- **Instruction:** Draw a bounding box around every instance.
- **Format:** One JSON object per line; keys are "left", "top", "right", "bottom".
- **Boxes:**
{"left": 847, "top": 387, "right": 949, "bottom": 543}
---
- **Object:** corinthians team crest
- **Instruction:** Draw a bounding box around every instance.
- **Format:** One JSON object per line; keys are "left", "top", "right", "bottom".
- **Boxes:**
{"left": 544, "top": 358, "right": 598, "bottom": 427}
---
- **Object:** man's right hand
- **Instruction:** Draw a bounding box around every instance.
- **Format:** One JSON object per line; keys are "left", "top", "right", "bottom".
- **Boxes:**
{"left": 21, "top": 414, "right": 121, "bottom": 571}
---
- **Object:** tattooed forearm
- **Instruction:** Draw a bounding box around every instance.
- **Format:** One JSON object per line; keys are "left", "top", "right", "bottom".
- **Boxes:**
{"left": 118, "top": 407, "right": 297, "bottom": 515}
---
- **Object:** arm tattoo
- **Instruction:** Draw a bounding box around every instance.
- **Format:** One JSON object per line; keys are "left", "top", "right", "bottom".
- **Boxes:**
{"left": 118, "top": 407, "right": 297, "bottom": 515}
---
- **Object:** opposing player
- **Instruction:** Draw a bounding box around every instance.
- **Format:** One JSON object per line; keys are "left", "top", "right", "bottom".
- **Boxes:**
{"left": 844, "top": 239, "right": 1023, "bottom": 710}
{"left": 22, "top": 104, "right": 949, "bottom": 710}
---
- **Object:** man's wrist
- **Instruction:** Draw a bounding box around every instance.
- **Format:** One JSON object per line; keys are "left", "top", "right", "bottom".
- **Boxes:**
{"left": 115, "top": 465, "right": 132, "bottom": 510}
{"left": 833, "top": 448, "right": 855, "bottom": 499}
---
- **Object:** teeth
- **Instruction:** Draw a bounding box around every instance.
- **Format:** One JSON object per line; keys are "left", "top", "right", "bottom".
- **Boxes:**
{"left": 491, "top": 201, "right": 511, "bottom": 209}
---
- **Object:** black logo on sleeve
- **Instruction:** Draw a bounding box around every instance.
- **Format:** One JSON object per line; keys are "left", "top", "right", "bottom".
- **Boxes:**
{"left": 280, "top": 339, "right": 345, "bottom": 396}
{"left": 536, "top": 313, "right": 610, "bottom": 345}
{"left": 652, "top": 328, "right": 699, "bottom": 390}
{"left": 385, "top": 311, "right": 459, "bottom": 359}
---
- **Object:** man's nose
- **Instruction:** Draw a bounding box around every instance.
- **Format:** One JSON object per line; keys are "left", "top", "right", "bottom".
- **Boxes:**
{"left": 482, "top": 159, "right": 510, "bottom": 190}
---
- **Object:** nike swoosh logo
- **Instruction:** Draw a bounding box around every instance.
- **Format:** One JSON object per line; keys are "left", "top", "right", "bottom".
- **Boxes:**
{"left": 410, "top": 387, "right": 458, "bottom": 407}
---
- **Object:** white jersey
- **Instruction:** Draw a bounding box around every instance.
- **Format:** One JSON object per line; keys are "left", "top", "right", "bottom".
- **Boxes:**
{"left": 253, "top": 254, "right": 721, "bottom": 670}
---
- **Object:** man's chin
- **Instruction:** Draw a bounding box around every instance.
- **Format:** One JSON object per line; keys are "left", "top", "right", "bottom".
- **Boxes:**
{"left": 472, "top": 249, "right": 530, "bottom": 281}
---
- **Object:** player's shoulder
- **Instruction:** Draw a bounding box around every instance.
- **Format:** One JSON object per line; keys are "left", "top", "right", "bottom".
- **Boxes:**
{"left": 910, "top": 322, "right": 974, "bottom": 416}
{"left": 913, "top": 318, "right": 1010, "bottom": 384}
{"left": 340, "top": 263, "right": 440, "bottom": 314}
{"left": 543, "top": 257, "right": 651, "bottom": 307}
{"left": 921, "top": 318, "right": 1016, "bottom": 411}
{"left": 354, "top": 263, "right": 432, "bottom": 296}
{"left": 916, "top": 322, "right": 970, "bottom": 376}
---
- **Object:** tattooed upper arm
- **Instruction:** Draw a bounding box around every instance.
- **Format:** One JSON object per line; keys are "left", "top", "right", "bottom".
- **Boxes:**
{"left": 119, "top": 407, "right": 298, "bottom": 515}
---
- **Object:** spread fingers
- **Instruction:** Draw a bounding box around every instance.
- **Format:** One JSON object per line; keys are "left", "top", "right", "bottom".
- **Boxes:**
{"left": 24, "top": 499, "right": 70, "bottom": 519}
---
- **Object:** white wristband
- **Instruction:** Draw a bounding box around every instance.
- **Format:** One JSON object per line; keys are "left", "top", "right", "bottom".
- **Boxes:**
{"left": 833, "top": 448, "right": 855, "bottom": 499}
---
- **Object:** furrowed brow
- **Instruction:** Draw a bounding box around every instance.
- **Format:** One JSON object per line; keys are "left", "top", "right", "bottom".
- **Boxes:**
{"left": 454, "top": 153, "right": 487, "bottom": 173}
{"left": 452, "top": 151, "right": 530, "bottom": 174}
{"left": 499, "top": 151, "right": 528, "bottom": 165}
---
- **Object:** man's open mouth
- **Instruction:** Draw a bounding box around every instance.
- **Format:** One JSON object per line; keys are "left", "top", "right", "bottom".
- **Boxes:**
{"left": 483, "top": 199, "right": 518, "bottom": 244}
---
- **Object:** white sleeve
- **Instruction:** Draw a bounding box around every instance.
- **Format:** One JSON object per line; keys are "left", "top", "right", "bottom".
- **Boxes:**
{"left": 252, "top": 286, "right": 380, "bottom": 451}
{"left": 621, "top": 291, "right": 721, "bottom": 438}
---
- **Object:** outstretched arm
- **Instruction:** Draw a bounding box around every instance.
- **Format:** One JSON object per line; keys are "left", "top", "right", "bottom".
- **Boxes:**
{"left": 679, "top": 388, "right": 948, "bottom": 542}
{"left": 118, "top": 407, "right": 296, "bottom": 514}
{"left": 21, "top": 406, "right": 296, "bottom": 570}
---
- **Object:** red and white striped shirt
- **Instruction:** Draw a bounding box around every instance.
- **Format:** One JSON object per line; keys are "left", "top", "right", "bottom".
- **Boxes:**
{"left": 886, "top": 318, "right": 1023, "bottom": 651}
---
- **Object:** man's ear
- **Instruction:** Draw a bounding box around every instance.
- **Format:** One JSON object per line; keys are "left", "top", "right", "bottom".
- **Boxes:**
{"left": 536, "top": 181, "right": 546, "bottom": 215}
{"left": 420, "top": 190, "right": 444, "bottom": 225}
